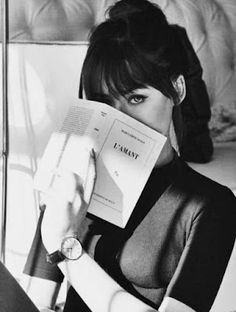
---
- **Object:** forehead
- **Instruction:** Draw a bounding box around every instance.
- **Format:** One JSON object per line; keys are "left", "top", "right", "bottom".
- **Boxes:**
{"left": 82, "top": 43, "right": 155, "bottom": 100}
{"left": 86, "top": 73, "right": 145, "bottom": 102}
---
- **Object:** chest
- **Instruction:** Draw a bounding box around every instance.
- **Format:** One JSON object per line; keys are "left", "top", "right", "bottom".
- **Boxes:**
{"left": 83, "top": 194, "right": 191, "bottom": 288}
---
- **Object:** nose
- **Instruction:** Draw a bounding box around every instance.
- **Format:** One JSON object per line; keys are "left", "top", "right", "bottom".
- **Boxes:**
{"left": 112, "top": 98, "right": 126, "bottom": 113}
{"left": 112, "top": 98, "right": 121, "bottom": 110}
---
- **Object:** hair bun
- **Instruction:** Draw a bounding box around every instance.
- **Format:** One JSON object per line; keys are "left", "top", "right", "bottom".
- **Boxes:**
{"left": 109, "top": 0, "right": 149, "bottom": 19}
{"left": 108, "top": 0, "right": 168, "bottom": 28}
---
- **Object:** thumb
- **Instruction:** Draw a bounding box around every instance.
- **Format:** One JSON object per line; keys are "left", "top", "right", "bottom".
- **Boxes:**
{"left": 83, "top": 148, "right": 96, "bottom": 204}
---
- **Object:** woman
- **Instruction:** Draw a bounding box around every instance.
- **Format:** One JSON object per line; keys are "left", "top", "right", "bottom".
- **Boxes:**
{"left": 21, "top": 1, "right": 236, "bottom": 312}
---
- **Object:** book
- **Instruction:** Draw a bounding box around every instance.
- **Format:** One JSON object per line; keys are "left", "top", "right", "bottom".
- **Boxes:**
{"left": 33, "top": 99, "right": 167, "bottom": 228}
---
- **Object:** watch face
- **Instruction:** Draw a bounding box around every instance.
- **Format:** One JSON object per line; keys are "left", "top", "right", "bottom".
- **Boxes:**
{"left": 61, "top": 237, "right": 82, "bottom": 260}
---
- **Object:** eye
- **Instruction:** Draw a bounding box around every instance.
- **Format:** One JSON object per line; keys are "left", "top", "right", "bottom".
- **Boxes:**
{"left": 127, "top": 94, "right": 147, "bottom": 105}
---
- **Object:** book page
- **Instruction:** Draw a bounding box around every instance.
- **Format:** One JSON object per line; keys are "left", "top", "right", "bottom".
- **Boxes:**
{"left": 34, "top": 99, "right": 166, "bottom": 227}
{"left": 34, "top": 105, "right": 95, "bottom": 191}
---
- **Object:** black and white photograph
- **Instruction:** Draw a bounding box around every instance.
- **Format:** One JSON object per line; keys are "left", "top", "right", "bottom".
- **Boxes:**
{"left": 0, "top": 1, "right": 236, "bottom": 311}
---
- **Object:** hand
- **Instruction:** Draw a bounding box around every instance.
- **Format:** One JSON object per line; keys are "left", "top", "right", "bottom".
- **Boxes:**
{"left": 41, "top": 149, "right": 96, "bottom": 253}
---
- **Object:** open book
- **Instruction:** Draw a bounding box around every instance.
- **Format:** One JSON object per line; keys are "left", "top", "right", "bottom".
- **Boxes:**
{"left": 34, "top": 99, "right": 167, "bottom": 228}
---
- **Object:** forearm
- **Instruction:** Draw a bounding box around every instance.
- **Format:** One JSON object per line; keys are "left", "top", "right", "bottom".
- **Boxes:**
{"left": 40, "top": 157, "right": 157, "bottom": 311}
{"left": 58, "top": 251, "right": 157, "bottom": 312}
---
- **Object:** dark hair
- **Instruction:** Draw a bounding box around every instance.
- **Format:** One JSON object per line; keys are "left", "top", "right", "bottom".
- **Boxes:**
{"left": 81, "top": 0, "right": 184, "bottom": 105}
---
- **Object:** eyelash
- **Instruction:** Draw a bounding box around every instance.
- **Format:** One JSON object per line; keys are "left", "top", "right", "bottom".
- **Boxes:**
{"left": 127, "top": 94, "right": 147, "bottom": 105}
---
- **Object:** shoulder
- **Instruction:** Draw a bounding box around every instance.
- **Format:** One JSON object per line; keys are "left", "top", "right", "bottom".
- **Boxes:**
{"left": 169, "top": 158, "right": 236, "bottom": 254}
{"left": 173, "top": 157, "right": 236, "bottom": 215}
{"left": 176, "top": 158, "right": 234, "bottom": 196}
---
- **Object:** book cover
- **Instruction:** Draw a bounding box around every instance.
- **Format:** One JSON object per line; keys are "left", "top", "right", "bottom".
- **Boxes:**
{"left": 34, "top": 99, "right": 167, "bottom": 227}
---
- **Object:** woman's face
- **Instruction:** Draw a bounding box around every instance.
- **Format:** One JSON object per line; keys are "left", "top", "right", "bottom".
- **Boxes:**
{"left": 98, "top": 86, "right": 174, "bottom": 137}
{"left": 94, "top": 85, "right": 176, "bottom": 166}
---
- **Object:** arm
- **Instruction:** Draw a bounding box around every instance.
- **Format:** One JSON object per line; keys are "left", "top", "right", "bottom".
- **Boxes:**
{"left": 59, "top": 250, "right": 156, "bottom": 312}
{"left": 165, "top": 188, "right": 236, "bottom": 311}
{"left": 40, "top": 151, "right": 158, "bottom": 312}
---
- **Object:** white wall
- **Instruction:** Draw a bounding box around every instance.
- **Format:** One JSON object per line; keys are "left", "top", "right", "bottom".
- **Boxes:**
{"left": 0, "top": 42, "right": 87, "bottom": 276}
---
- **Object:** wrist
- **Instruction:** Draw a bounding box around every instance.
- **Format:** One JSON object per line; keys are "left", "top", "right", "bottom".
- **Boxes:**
{"left": 43, "top": 231, "right": 78, "bottom": 254}
{"left": 41, "top": 197, "right": 86, "bottom": 253}
{"left": 46, "top": 235, "right": 83, "bottom": 265}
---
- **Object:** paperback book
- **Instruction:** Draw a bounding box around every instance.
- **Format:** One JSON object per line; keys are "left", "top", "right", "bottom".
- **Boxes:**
{"left": 34, "top": 99, "right": 167, "bottom": 228}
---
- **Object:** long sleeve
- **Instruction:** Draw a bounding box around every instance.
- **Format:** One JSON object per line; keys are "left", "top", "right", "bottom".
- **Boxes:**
{"left": 165, "top": 187, "right": 236, "bottom": 312}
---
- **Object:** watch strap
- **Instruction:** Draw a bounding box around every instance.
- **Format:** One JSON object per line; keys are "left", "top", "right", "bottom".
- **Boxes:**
{"left": 46, "top": 250, "right": 65, "bottom": 265}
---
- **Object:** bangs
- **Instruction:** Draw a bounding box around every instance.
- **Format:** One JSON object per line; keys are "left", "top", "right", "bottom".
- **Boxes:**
{"left": 82, "top": 40, "right": 163, "bottom": 101}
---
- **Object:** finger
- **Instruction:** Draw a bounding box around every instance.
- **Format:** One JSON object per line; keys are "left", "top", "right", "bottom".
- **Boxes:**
{"left": 83, "top": 148, "right": 96, "bottom": 204}
{"left": 46, "top": 168, "right": 79, "bottom": 203}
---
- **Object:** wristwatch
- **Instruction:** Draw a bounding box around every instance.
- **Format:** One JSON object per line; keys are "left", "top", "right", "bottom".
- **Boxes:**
{"left": 46, "top": 236, "right": 83, "bottom": 265}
